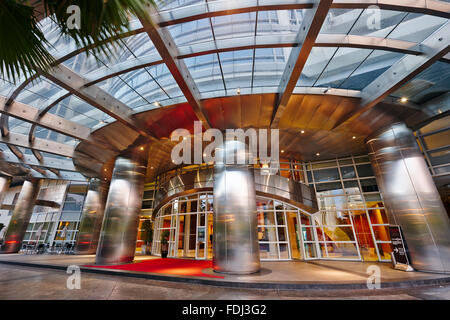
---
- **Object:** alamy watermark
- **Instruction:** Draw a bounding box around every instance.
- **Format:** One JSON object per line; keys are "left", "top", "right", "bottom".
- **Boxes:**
{"left": 366, "top": 265, "right": 381, "bottom": 290}
{"left": 170, "top": 121, "right": 280, "bottom": 174}
{"left": 66, "top": 265, "right": 81, "bottom": 290}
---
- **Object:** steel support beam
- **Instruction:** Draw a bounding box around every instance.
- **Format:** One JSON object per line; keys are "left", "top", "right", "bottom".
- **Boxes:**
{"left": 0, "top": 132, "right": 74, "bottom": 158}
{"left": 0, "top": 96, "right": 91, "bottom": 140}
{"left": 0, "top": 151, "right": 76, "bottom": 172}
{"left": 271, "top": 0, "right": 334, "bottom": 128}
{"left": 333, "top": 22, "right": 450, "bottom": 130}
{"left": 139, "top": 5, "right": 211, "bottom": 129}
{"left": 157, "top": 0, "right": 450, "bottom": 26}
{"left": 43, "top": 64, "right": 159, "bottom": 141}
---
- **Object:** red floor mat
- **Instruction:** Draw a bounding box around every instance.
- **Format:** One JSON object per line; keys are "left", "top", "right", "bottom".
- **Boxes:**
{"left": 84, "top": 258, "right": 224, "bottom": 279}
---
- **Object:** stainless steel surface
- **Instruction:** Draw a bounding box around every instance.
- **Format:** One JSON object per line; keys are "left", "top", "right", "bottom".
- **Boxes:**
{"left": 0, "top": 95, "right": 91, "bottom": 141}
{"left": 271, "top": 0, "right": 334, "bottom": 128}
{"left": 153, "top": 167, "right": 317, "bottom": 215}
{"left": 367, "top": 123, "right": 450, "bottom": 273}
{"left": 0, "top": 176, "right": 10, "bottom": 205}
{"left": 213, "top": 139, "right": 260, "bottom": 274}
{"left": 95, "top": 155, "right": 147, "bottom": 265}
{"left": 0, "top": 179, "right": 42, "bottom": 254}
{"left": 140, "top": 4, "right": 211, "bottom": 129}
{"left": 333, "top": 22, "right": 450, "bottom": 130}
{"left": 74, "top": 179, "right": 109, "bottom": 255}
{"left": 44, "top": 64, "right": 158, "bottom": 142}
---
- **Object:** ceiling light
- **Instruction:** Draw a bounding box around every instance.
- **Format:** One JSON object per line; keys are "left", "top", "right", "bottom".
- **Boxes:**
{"left": 237, "top": 88, "right": 241, "bottom": 95}
{"left": 301, "top": 130, "right": 305, "bottom": 134}
{"left": 140, "top": 146, "right": 144, "bottom": 151}
{"left": 352, "top": 136, "right": 356, "bottom": 139}
{"left": 316, "top": 153, "right": 320, "bottom": 156}
{"left": 154, "top": 101, "right": 161, "bottom": 107}
{"left": 400, "top": 97, "right": 408, "bottom": 103}
{"left": 281, "top": 150, "right": 285, "bottom": 153}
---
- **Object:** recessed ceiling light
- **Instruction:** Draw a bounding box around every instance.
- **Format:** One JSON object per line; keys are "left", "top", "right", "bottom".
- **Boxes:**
{"left": 301, "top": 130, "right": 305, "bottom": 134}
{"left": 400, "top": 97, "right": 408, "bottom": 103}
{"left": 352, "top": 136, "right": 356, "bottom": 139}
{"left": 316, "top": 153, "right": 320, "bottom": 156}
{"left": 281, "top": 150, "right": 285, "bottom": 153}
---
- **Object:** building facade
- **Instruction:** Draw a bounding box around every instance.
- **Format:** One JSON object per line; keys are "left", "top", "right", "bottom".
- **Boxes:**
{"left": 0, "top": 1, "right": 449, "bottom": 275}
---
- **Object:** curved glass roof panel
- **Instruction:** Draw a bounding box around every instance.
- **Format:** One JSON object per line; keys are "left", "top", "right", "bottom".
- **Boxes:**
{"left": 95, "top": 63, "right": 184, "bottom": 110}
{"left": 13, "top": 77, "right": 67, "bottom": 109}
{"left": 386, "top": 13, "right": 448, "bottom": 43}
{"left": 339, "top": 51, "right": 404, "bottom": 91}
{"left": 8, "top": 116, "right": 32, "bottom": 135}
{"left": 298, "top": 47, "right": 407, "bottom": 90}
{"left": 46, "top": 95, "right": 109, "bottom": 129}
{"left": 34, "top": 126, "right": 79, "bottom": 146}
{"left": 391, "top": 61, "right": 450, "bottom": 104}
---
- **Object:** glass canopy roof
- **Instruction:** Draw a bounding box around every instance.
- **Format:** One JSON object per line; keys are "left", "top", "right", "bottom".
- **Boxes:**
{"left": 0, "top": 0, "right": 449, "bottom": 180}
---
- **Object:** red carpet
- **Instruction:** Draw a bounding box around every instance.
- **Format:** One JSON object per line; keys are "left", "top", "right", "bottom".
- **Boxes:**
{"left": 84, "top": 258, "right": 224, "bottom": 279}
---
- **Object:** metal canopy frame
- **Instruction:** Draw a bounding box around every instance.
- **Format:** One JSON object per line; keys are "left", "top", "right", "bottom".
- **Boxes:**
{"left": 332, "top": 21, "right": 450, "bottom": 130}
{"left": 0, "top": 0, "right": 449, "bottom": 179}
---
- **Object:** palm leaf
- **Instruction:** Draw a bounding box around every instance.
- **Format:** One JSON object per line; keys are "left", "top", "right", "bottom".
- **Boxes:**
{"left": 0, "top": 0, "right": 55, "bottom": 83}
{"left": 0, "top": 0, "right": 159, "bottom": 83}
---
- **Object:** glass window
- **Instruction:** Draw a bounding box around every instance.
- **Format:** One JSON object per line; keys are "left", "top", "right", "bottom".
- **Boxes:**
{"left": 356, "top": 164, "right": 374, "bottom": 177}
{"left": 313, "top": 168, "right": 340, "bottom": 182}
{"left": 340, "top": 166, "right": 356, "bottom": 179}
{"left": 360, "top": 178, "right": 379, "bottom": 192}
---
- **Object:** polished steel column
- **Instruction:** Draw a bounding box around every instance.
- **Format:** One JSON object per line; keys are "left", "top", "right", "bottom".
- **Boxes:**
{"left": 213, "top": 139, "right": 260, "bottom": 274}
{"left": 95, "top": 154, "right": 146, "bottom": 264}
{"left": 0, "top": 179, "right": 42, "bottom": 254}
{"left": 74, "top": 178, "right": 109, "bottom": 255}
{"left": 367, "top": 123, "right": 450, "bottom": 273}
{"left": 0, "top": 176, "right": 10, "bottom": 205}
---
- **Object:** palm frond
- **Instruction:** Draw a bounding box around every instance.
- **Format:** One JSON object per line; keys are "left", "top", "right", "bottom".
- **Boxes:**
{"left": 0, "top": 0, "right": 55, "bottom": 84}
{"left": 0, "top": 0, "right": 158, "bottom": 83}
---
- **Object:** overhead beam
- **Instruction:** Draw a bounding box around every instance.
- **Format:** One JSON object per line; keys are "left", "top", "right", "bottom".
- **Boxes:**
{"left": 315, "top": 34, "right": 421, "bottom": 55}
{"left": 0, "top": 150, "right": 76, "bottom": 172}
{"left": 157, "top": 0, "right": 450, "bottom": 26}
{"left": 139, "top": 5, "right": 211, "bottom": 129}
{"left": 0, "top": 96, "right": 91, "bottom": 140}
{"left": 332, "top": 22, "right": 450, "bottom": 130}
{"left": 0, "top": 131, "right": 75, "bottom": 158}
{"left": 271, "top": 0, "right": 334, "bottom": 128}
{"left": 332, "top": 0, "right": 450, "bottom": 19}
{"left": 42, "top": 64, "right": 159, "bottom": 141}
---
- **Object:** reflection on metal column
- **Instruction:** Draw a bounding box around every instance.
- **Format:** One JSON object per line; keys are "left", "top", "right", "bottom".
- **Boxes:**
{"left": 0, "top": 179, "right": 42, "bottom": 254}
{"left": 213, "top": 140, "right": 260, "bottom": 274}
{"left": 74, "top": 178, "right": 109, "bottom": 255}
{"left": 0, "top": 176, "right": 10, "bottom": 205}
{"left": 367, "top": 123, "right": 450, "bottom": 273}
{"left": 95, "top": 155, "right": 147, "bottom": 265}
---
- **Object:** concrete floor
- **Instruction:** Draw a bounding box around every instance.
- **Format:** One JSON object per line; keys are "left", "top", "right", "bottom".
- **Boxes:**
{"left": 0, "top": 263, "right": 448, "bottom": 300}
{"left": 0, "top": 253, "right": 447, "bottom": 286}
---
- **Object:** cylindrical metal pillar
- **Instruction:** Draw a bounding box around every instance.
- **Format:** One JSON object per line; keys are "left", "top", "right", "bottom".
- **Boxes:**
{"left": 0, "top": 176, "right": 10, "bottom": 205}
{"left": 1, "top": 179, "right": 42, "bottom": 254}
{"left": 74, "top": 178, "right": 109, "bottom": 255}
{"left": 95, "top": 155, "right": 146, "bottom": 265}
{"left": 367, "top": 123, "right": 450, "bottom": 273}
{"left": 213, "top": 139, "right": 260, "bottom": 274}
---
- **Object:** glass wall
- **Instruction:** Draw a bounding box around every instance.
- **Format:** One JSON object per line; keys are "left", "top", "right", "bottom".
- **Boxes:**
{"left": 152, "top": 192, "right": 316, "bottom": 261}
{"left": 53, "top": 183, "right": 88, "bottom": 245}
{"left": 304, "top": 155, "right": 391, "bottom": 261}
{"left": 22, "top": 180, "right": 68, "bottom": 246}
{"left": 136, "top": 182, "right": 156, "bottom": 254}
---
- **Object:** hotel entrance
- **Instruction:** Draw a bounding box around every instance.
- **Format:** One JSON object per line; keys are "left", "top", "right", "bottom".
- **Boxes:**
{"left": 152, "top": 192, "right": 318, "bottom": 261}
